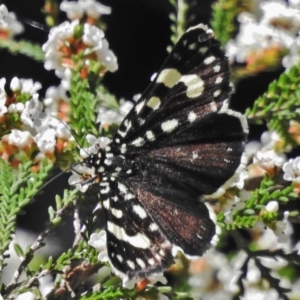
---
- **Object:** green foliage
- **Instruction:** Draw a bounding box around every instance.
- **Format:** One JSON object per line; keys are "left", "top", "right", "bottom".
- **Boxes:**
{"left": 218, "top": 175, "right": 298, "bottom": 229}
{"left": 0, "top": 158, "right": 53, "bottom": 276}
{"left": 246, "top": 64, "right": 300, "bottom": 148}
{"left": 69, "top": 64, "right": 103, "bottom": 149}
{"left": 0, "top": 39, "right": 44, "bottom": 61}
{"left": 211, "top": 0, "right": 247, "bottom": 46}
{"left": 168, "top": 0, "right": 190, "bottom": 49}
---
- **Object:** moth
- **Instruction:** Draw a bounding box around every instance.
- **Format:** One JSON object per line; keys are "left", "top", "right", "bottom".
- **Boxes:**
{"left": 82, "top": 24, "right": 248, "bottom": 279}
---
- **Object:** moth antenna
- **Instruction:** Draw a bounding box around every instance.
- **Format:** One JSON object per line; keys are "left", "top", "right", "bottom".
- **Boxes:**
{"left": 18, "top": 15, "right": 48, "bottom": 32}
{"left": 34, "top": 168, "right": 70, "bottom": 198}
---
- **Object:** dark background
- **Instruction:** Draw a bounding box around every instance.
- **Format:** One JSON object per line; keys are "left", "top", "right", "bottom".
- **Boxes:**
{"left": 0, "top": 1, "right": 281, "bottom": 250}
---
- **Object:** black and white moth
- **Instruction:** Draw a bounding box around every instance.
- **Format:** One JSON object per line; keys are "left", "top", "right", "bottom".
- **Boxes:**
{"left": 83, "top": 24, "right": 248, "bottom": 279}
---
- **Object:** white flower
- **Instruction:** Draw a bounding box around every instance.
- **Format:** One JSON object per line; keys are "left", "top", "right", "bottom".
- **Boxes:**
{"left": 44, "top": 85, "right": 69, "bottom": 116}
{"left": 88, "top": 231, "right": 109, "bottom": 262}
{"left": 79, "top": 134, "right": 111, "bottom": 158}
{"left": 21, "top": 95, "right": 46, "bottom": 129}
{"left": 34, "top": 128, "right": 56, "bottom": 153}
{"left": 158, "top": 294, "right": 169, "bottom": 300}
{"left": 245, "top": 141, "right": 261, "bottom": 161}
{"left": 148, "top": 273, "right": 167, "bottom": 285}
{"left": 0, "top": 5, "right": 23, "bottom": 37}
{"left": 282, "top": 157, "right": 300, "bottom": 182}
{"left": 42, "top": 20, "right": 79, "bottom": 77}
{"left": 8, "top": 102, "right": 24, "bottom": 113}
{"left": 97, "top": 101, "right": 134, "bottom": 127}
{"left": 60, "top": 0, "right": 111, "bottom": 20}
{"left": 0, "top": 78, "right": 7, "bottom": 116}
{"left": 16, "top": 292, "right": 35, "bottom": 300}
{"left": 119, "top": 100, "right": 133, "bottom": 116}
{"left": 245, "top": 259, "right": 261, "bottom": 284}
{"left": 0, "top": 98, "right": 7, "bottom": 116}
{"left": 68, "top": 164, "right": 95, "bottom": 192}
{"left": 80, "top": 0, "right": 111, "bottom": 19}
{"left": 253, "top": 149, "right": 286, "bottom": 169}
{"left": 122, "top": 272, "right": 167, "bottom": 289}
{"left": 60, "top": 1, "right": 84, "bottom": 20}
{"left": 265, "top": 201, "right": 279, "bottom": 212}
{"left": 93, "top": 38, "right": 118, "bottom": 72}
{"left": 225, "top": 1, "right": 298, "bottom": 67}
{"left": 260, "top": 1, "right": 300, "bottom": 34}
{"left": 7, "top": 130, "right": 32, "bottom": 148}
{"left": 273, "top": 211, "right": 290, "bottom": 243}
{"left": 282, "top": 36, "right": 300, "bottom": 70}
{"left": 54, "top": 121, "right": 72, "bottom": 140}
{"left": 82, "top": 23, "right": 105, "bottom": 46}
{"left": 42, "top": 20, "right": 118, "bottom": 76}
{"left": 10, "top": 77, "right": 22, "bottom": 92}
{"left": 223, "top": 196, "right": 246, "bottom": 224}
{"left": 260, "top": 130, "right": 287, "bottom": 150}
{"left": 0, "top": 78, "right": 6, "bottom": 101}
{"left": 18, "top": 78, "right": 42, "bottom": 95}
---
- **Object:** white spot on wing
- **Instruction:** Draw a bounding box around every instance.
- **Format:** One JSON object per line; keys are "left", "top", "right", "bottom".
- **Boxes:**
{"left": 199, "top": 47, "right": 208, "bottom": 54}
{"left": 117, "top": 254, "right": 123, "bottom": 262}
{"left": 149, "top": 223, "right": 159, "bottom": 231}
{"left": 161, "top": 119, "right": 179, "bottom": 133}
{"left": 192, "top": 151, "right": 198, "bottom": 159}
{"left": 214, "top": 90, "right": 221, "bottom": 97}
{"left": 125, "top": 193, "right": 135, "bottom": 200}
{"left": 179, "top": 74, "right": 204, "bottom": 98}
{"left": 118, "top": 183, "right": 128, "bottom": 194}
{"left": 188, "top": 43, "right": 197, "bottom": 50}
{"left": 213, "top": 65, "right": 221, "bottom": 72}
{"left": 146, "top": 130, "right": 155, "bottom": 141}
{"left": 136, "top": 258, "right": 146, "bottom": 268}
{"left": 156, "top": 68, "right": 182, "bottom": 88}
{"left": 107, "top": 221, "right": 151, "bottom": 249}
{"left": 188, "top": 111, "right": 197, "bottom": 123}
{"left": 104, "top": 159, "right": 112, "bottom": 166}
{"left": 127, "top": 260, "right": 135, "bottom": 270}
{"left": 204, "top": 56, "right": 216, "bottom": 65}
{"left": 121, "top": 143, "right": 127, "bottom": 153}
{"left": 147, "top": 96, "right": 161, "bottom": 110}
{"left": 215, "top": 77, "right": 223, "bottom": 84}
{"left": 103, "top": 199, "right": 110, "bottom": 209}
{"left": 210, "top": 101, "right": 218, "bottom": 112}
{"left": 133, "top": 205, "right": 147, "bottom": 219}
{"left": 131, "top": 137, "right": 145, "bottom": 147}
{"left": 111, "top": 208, "right": 123, "bottom": 218}
{"left": 117, "top": 129, "right": 127, "bottom": 138}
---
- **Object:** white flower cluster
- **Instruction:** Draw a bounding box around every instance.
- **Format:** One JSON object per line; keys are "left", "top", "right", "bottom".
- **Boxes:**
{"left": 0, "top": 4, "right": 23, "bottom": 37}
{"left": 42, "top": 0, "right": 118, "bottom": 84}
{"left": 97, "top": 100, "right": 134, "bottom": 128}
{"left": 60, "top": 0, "right": 111, "bottom": 20}
{"left": 246, "top": 130, "right": 287, "bottom": 172}
{"left": 283, "top": 156, "right": 300, "bottom": 182}
{"left": 188, "top": 228, "right": 300, "bottom": 300}
{"left": 225, "top": 0, "right": 300, "bottom": 70}
{"left": 0, "top": 77, "right": 72, "bottom": 156}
